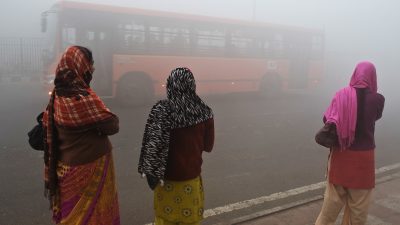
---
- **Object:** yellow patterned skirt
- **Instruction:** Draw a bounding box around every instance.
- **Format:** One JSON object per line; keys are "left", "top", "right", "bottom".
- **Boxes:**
{"left": 154, "top": 176, "right": 204, "bottom": 224}
{"left": 53, "top": 152, "right": 120, "bottom": 225}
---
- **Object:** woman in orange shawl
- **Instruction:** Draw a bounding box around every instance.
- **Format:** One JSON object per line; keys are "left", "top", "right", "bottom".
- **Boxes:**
{"left": 43, "top": 46, "right": 120, "bottom": 225}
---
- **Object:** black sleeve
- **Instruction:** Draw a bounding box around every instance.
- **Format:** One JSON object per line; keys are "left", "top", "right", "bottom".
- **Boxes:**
{"left": 204, "top": 118, "right": 215, "bottom": 153}
{"left": 376, "top": 94, "right": 385, "bottom": 120}
{"left": 96, "top": 115, "right": 119, "bottom": 135}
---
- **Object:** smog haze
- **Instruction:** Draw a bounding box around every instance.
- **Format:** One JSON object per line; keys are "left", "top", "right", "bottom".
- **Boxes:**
{"left": 0, "top": 1, "right": 399, "bottom": 225}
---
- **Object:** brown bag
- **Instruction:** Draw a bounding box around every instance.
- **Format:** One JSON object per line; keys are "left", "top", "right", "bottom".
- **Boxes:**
{"left": 315, "top": 122, "right": 339, "bottom": 148}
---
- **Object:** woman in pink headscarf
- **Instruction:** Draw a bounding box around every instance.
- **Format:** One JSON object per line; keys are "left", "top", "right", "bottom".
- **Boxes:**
{"left": 315, "top": 61, "right": 385, "bottom": 225}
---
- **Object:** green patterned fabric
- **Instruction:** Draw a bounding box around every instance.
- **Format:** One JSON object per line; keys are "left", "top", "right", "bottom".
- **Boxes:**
{"left": 154, "top": 176, "right": 204, "bottom": 224}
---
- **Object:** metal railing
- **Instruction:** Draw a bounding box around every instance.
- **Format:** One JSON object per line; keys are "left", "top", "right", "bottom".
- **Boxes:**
{"left": 0, "top": 37, "right": 46, "bottom": 80}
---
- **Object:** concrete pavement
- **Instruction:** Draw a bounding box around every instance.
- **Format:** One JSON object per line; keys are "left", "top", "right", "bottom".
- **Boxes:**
{"left": 234, "top": 172, "right": 400, "bottom": 225}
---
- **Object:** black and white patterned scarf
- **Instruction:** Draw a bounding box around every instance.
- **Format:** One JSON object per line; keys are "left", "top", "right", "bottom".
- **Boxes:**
{"left": 138, "top": 67, "right": 213, "bottom": 189}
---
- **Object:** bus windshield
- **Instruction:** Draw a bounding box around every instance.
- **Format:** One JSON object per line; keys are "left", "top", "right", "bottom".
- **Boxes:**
{"left": 42, "top": 10, "right": 58, "bottom": 67}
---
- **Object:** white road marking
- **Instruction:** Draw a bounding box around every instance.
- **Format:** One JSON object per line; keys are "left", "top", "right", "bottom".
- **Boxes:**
{"left": 376, "top": 195, "right": 400, "bottom": 213}
{"left": 335, "top": 213, "right": 392, "bottom": 225}
{"left": 375, "top": 162, "right": 400, "bottom": 173}
{"left": 366, "top": 215, "right": 392, "bottom": 225}
{"left": 203, "top": 181, "right": 326, "bottom": 218}
{"left": 203, "top": 163, "right": 400, "bottom": 219}
{"left": 143, "top": 163, "right": 400, "bottom": 225}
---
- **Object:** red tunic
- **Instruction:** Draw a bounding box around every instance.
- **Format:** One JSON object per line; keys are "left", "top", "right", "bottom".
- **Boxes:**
{"left": 165, "top": 118, "right": 215, "bottom": 181}
{"left": 328, "top": 148, "right": 375, "bottom": 189}
{"left": 326, "top": 90, "right": 383, "bottom": 190}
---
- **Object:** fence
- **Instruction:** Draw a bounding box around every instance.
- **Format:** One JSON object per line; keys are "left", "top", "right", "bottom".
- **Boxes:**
{"left": 0, "top": 37, "right": 46, "bottom": 80}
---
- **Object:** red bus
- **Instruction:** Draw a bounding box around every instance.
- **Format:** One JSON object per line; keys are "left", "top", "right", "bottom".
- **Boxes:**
{"left": 41, "top": 1, "right": 324, "bottom": 106}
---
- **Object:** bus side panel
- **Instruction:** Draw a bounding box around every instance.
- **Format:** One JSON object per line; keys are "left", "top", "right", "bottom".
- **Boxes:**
{"left": 307, "top": 60, "right": 324, "bottom": 88}
{"left": 42, "top": 52, "right": 63, "bottom": 94}
{"left": 113, "top": 55, "right": 291, "bottom": 97}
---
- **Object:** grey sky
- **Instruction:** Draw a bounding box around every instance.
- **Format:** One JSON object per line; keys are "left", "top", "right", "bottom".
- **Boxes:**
{"left": 1, "top": 0, "right": 399, "bottom": 77}
{"left": 2, "top": 0, "right": 399, "bottom": 47}
{"left": 1, "top": 0, "right": 328, "bottom": 37}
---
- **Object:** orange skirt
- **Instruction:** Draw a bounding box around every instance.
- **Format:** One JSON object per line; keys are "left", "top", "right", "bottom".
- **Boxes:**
{"left": 53, "top": 152, "right": 120, "bottom": 225}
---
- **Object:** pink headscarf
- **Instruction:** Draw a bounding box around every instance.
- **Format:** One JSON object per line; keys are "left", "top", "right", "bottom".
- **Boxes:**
{"left": 324, "top": 61, "right": 377, "bottom": 148}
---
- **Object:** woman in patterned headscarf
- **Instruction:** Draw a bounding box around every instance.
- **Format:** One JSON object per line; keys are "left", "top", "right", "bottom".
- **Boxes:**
{"left": 315, "top": 61, "right": 385, "bottom": 225}
{"left": 139, "top": 67, "right": 215, "bottom": 225}
{"left": 42, "top": 46, "right": 120, "bottom": 225}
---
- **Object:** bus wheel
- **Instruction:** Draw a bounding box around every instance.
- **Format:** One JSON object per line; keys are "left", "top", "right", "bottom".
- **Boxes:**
{"left": 116, "top": 73, "right": 154, "bottom": 107}
{"left": 259, "top": 74, "right": 281, "bottom": 98}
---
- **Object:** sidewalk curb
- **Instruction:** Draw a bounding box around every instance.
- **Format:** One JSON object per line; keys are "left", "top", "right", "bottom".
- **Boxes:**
{"left": 219, "top": 171, "right": 400, "bottom": 225}
{"left": 226, "top": 195, "right": 324, "bottom": 225}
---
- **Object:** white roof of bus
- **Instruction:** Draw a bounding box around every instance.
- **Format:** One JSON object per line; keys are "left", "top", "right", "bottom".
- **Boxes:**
{"left": 55, "top": 1, "right": 323, "bottom": 34}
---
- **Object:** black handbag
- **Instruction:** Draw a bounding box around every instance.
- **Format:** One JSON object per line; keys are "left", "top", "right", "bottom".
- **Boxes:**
{"left": 315, "top": 122, "right": 339, "bottom": 148}
{"left": 28, "top": 112, "right": 45, "bottom": 151}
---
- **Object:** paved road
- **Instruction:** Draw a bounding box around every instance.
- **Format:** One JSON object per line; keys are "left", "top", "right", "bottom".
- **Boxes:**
{"left": 0, "top": 82, "right": 399, "bottom": 225}
{"left": 239, "top": 172, "right": 400, "bottom": 225}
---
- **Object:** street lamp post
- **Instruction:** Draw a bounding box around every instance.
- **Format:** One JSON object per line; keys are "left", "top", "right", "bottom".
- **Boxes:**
{"left": 252, "top": 0, "right": 257, "bottom": 21}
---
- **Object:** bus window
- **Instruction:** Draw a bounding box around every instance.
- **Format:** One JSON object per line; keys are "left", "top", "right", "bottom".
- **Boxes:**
{"left": 312, "top": 35, "right": 322, "bottom": 51}
{"left": 116, "top": 20, "right": 146, "bottom": 53}
{"left": 42, "top": 11, "right": 58, "bottom": 65}
{"left": 196, "top": 26, "right": 225, "bottom": 56}
{"left": 62, "top": 27, "right": 76, "bottom": 48}
{"left": 148, "top": 26, "right": 162, "bottom": 47}
{"left": 124, "top": 24, "right": 134, "bottom": 48}
{"left": 272, "top": 33, "right": 285, "bottom": 58}
{"left": 169, "top": 28, "right": 191, "bottom": 54}
{"left": 231, "top": 29, "right": 252, "bottom": 56}
{"left": 163, "top": 27, "right": 179, "bottom": 46}
{"left": 131, "top": 23, "right": 145, "bottom": 49}
{"left": 178, "top": 29, "right": 191, "bottom": 49}
{"left": 263, "top": 40, "right": 271, "bottom": 55}
{"left": 87, "top": 31, "right": 95, "bottom": 41}
{"left": 99, "top": 32, "right": 106, "bottom": 41}
{"left": 311, "top": 35, "right": 323, "bottom": 59}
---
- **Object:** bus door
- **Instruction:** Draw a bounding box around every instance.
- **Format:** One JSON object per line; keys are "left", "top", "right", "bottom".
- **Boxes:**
{"left": 87, "top": 30, "right": 113, "bottom": 96}
{"left": 288, "top": 37, "right": 309, "bottom": 89}
{"left": 61, "top": 10, "right": 113, "bottom": 96}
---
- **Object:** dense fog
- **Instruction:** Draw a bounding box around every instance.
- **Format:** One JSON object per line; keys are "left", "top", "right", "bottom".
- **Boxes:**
{"left": 0, "top": 1, "right": 399, "bottom": 224}
{"left": 2, "top": 0, "right": 400, "bottom": 94}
